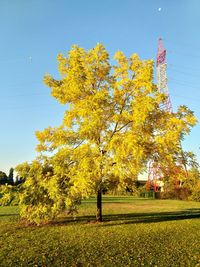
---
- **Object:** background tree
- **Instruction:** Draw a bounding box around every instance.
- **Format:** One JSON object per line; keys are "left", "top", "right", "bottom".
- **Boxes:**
{"left": 17, "top": 44, "right": 196, "bottom": 224}
{"left": 8, "top": 168, "right": 14, "bottom": 185}
{"left": 0, "top": 171, "right": 8, "bottom": 185}
{"left": 162, "top": 152, "right": 200, "bottom": 200}
{"left": 0, "top": 168, "right": 19, "bottom": 206}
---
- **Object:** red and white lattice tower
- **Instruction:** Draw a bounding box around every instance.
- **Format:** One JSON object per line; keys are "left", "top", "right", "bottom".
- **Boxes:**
{"left": 147, "top": 38, "right": 172, "bottom": 192}
{"left": 156, "top": 38, "right": 172, "bottom": 113}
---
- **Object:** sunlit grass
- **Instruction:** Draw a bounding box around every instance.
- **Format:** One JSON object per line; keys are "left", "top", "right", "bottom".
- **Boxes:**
{"left": 0, "top": 197, "right": 200, "bottom": 266}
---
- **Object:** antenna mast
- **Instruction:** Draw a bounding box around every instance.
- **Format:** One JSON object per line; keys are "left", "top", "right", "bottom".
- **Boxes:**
{"left": 147, "top": 38, "right": 172, "bottom": 192}
{"left": 156, "top": 38, "right": 172, "bottom": 112}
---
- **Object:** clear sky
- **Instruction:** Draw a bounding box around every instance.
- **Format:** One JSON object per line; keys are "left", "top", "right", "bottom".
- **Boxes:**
{"left": 0, "top": 0, "right": 200, "bottom": 174}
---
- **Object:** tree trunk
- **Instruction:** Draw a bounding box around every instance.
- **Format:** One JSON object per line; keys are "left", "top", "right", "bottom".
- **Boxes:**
{"left": 96, "top": 189, "right": 102, "bottom": 222}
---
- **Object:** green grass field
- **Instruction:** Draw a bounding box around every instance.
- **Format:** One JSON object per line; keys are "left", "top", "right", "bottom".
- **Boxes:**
{"left": 0, "top": 197, "right": 200, "bottom": 266}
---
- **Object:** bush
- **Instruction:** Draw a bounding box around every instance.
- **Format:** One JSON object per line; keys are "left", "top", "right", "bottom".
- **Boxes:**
{"left": 161, "top": 185, "right": 191, "bottom": 200}
{"left": 0, "top": 185, "right": 19, "bottom": 206}
{"left": 190, "top": 181, "right": 200, "bottom": 202}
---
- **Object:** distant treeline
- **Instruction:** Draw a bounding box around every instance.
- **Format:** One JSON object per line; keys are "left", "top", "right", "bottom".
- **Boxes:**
{"left": 0, "top": 168, "right": 24, "bottom": 185}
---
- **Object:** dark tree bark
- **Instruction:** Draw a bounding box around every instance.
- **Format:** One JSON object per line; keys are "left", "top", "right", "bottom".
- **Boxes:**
{"left": 96, "top": 189, "right": 102, "bottom": 222}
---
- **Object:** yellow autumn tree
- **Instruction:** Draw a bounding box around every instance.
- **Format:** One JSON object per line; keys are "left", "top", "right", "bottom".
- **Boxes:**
{"left": 17, "top": 44, "right": 196, "bottom": 223}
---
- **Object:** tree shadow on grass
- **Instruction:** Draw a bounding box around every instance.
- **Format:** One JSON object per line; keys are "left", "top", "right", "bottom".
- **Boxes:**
{"left": 54, "top": 209, "right": 200, "bottom": 227}
{"left": 101, "top": 210, "right": 200, "bottom": 227}
{"left": 0, "top": 213, "right": 18, "bottom": 217}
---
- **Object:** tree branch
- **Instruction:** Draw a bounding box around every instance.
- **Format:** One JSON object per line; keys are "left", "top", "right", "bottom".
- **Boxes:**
{"left": 115, "top": 120, "right": 133, "bottom": 133}
{"left": 73, "top": 140, "right": 84, "bottom": 150}
{"left": 109, "top": 91, "right": 132, "bottom": 140}
{"left": 109, "top": 105, "right": 125, "bottom": 140}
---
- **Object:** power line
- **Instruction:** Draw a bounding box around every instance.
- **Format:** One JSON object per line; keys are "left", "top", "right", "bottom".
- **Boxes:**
{"left": 171, "top": 93, "right": 200, "bottom": 103}
{"left": 168, "top": 50, "right": 200, "bottom": 59}
{"left": 164, "top": 39, "right": 199, "bottom": 49}
{"left": 0, "top": 103, "right": 65, "bottom": 111}
{"left": 0, "top": 55, "right": 54, "bottom": 64}
{"left": 0, "top": 105, "right": 49, "bottom": 111}
{"left": 168, "top": 67, "right": 200, "bottom": 78}
{"left": 4, "top": 81, "right": 42, "bottom": 88}
{"left": 168, "top": 63, "right": 200, "bottom": 73}
{"left": 0, "top": 92, "right": 49, "bottom": 98}
{"left": 168, "top": 81, "right": 200, "bottom": 99}
{"left": 164, "top": 39, "right": 200, "bottom": 57}
{"left": 168, "top": 78, "right": 200, "bottom": 88}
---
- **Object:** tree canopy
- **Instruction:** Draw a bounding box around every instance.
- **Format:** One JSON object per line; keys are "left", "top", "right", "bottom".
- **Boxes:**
{"left": 16, "top": 44, "right": 197, "bottom": 224}
{"left": 0, "top": 171, "right": 8, "bottom": 185}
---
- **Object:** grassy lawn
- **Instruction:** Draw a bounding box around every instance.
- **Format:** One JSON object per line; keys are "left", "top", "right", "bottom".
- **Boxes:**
{"left": 0, "top": 197, "right": 200, "bottom": 266}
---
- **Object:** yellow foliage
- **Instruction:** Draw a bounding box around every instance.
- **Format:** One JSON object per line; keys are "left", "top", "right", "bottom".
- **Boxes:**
{"left": 40, "top": 43, "right": 197, "bottom": 197}
{"left": 16, "top": 43, "right": 197, "bottom": 224}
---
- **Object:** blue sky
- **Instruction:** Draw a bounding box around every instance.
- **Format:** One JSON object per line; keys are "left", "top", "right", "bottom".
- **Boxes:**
{"left": 0, "top": 0, "right": 200, "bottom": 174}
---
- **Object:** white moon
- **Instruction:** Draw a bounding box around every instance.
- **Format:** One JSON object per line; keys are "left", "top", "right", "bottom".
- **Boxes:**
{"left": 158, "top": 7, "right": 162, "bottom": 11}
